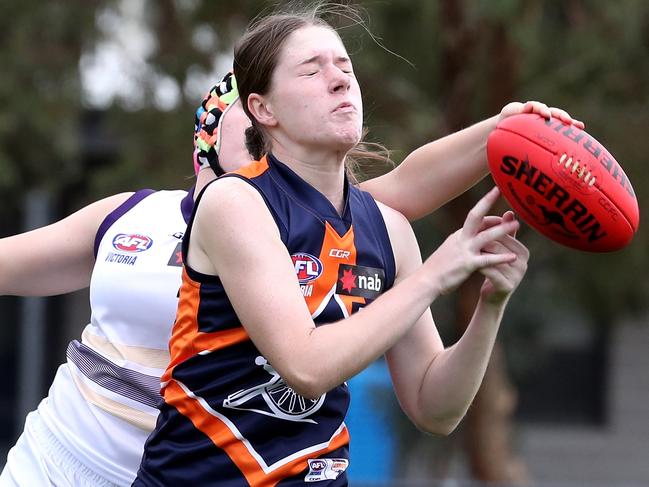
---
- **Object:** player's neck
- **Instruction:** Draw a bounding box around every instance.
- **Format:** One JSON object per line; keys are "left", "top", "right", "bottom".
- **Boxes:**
{"left": 195, "top": 168, "right": 217, "bottom": 199}
{"left": 272, "top": 146, "right": 346, "bottom": 215}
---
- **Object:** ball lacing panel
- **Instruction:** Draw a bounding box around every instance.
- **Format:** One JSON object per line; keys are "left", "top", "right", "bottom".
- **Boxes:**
{"left": 558, "top": 153, "right": 596, "bottom": 187}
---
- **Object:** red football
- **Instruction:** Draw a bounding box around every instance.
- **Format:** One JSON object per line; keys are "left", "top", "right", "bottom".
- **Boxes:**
{"left": 486, "top": 113, "right": 639, "bottom": 252}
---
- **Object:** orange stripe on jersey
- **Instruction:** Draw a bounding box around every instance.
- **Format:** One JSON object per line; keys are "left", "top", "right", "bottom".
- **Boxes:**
{"left": 232, "top": 155, "right": 269, "bottom": 179}
{"left": 162, "top": 268, "right": 249, "bottom": 384}
{"left": 165, "top": 380, "right": 350, "bottom": 486}
{"left": 304, "top": 221, "right": 364, "bottom": 316}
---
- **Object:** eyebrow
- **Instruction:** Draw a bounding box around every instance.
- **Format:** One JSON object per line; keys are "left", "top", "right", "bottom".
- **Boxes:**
{"left": 297, "top": 55, "right": 351, "bottom": 66}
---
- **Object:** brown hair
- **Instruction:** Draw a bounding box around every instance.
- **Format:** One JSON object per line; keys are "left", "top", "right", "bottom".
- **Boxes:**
{"left": 233, "top": 2, "right": 392, "bottom": 183}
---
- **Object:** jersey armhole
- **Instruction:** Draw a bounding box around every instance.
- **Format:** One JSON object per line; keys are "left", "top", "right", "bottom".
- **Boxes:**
{"left": 358, "top": 190, "right": 397, "bottom": 290}
{"left": 182, "top": 174, "right": 287, "bottom": 284}
{"left": 93, "top": 189, "right": 156, "bottom": 258}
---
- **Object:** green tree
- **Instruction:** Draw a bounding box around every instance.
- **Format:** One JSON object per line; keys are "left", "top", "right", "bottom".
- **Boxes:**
{"left": 4, "top": 0, "right": 648, "bottom": 484}
{"left": 0, "top": 1, "right": 98, "bottom": 217}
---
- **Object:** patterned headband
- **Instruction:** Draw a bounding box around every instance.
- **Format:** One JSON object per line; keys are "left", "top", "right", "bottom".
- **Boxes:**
{"left": 193, "top": 72, "right": 239, "bottom": 175}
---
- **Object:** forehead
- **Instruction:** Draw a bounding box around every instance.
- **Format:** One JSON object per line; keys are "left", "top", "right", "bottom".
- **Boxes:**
{"left": 279, "top": 25, "right": 348, "bottom": 64}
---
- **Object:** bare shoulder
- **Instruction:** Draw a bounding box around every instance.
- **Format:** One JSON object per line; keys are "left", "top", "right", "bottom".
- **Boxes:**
{"left": 198, "top": 176, "right": 267, "bottom": 217}
{"left": 191, "top": 177, "right": 282, "bottom": 275}
{"left": 375, "top": 199, "right": 410, "bottom": 232}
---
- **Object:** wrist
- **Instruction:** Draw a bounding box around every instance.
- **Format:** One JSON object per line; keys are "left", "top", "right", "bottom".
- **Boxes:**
{"left": 478, "top": 289, "right": 510, "bottom": 311}
{"left": 411, "top": 265, "right": 443, "bottom": 302}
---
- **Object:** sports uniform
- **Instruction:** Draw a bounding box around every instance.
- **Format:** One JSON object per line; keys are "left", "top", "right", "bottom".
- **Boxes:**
{"left": 0, "top": 189, "right": 193, "bottom": 486}
{"left": 134, "top": 154, "right": 396, "bottom": 486}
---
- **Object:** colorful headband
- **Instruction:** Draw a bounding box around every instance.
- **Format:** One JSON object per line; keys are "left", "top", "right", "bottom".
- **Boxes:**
{"left": 193, "top": 72, "right": 239, "bottom": 175}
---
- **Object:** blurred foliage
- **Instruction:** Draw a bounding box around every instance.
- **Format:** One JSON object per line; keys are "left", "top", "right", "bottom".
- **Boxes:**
{"left": 1, "top": 0, "right": 648, "bottom": 401}
{"left": 1, "top": 0, "right": 647, "bottom": 481}
{"left": 0, "top": 0, "right": 97, "bottom": 215}
{"left": 1, "top": 1, "right": 646, "bottom": 334}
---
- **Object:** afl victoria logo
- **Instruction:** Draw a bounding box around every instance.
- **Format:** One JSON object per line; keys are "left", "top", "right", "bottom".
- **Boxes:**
{"left": 112, "top": 234, "right": 153, "bottom": 253}
{"left": 291, "top": 253, "right": 323, "bottom": 284}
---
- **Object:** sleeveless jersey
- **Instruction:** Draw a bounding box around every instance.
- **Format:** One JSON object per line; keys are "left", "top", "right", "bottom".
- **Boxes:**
{"left": 135, "top": 155, "right": 396, "bottom": 486}
{"left": 37, "top": 189, "right": 193, "bottom": 485}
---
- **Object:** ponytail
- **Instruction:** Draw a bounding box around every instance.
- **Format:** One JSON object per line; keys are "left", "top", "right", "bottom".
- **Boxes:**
{"left": 245, "top": 123, "right": 267, "bottom": 161}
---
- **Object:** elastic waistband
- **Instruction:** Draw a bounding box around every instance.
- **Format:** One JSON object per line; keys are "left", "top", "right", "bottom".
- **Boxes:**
{"left": 26, "top": 411, "right": 121, "bottom": 487}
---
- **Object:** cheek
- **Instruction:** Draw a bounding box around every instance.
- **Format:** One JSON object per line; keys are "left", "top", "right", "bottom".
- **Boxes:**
{"left": 219, "top": 128, "right": 252, "bottom": 170}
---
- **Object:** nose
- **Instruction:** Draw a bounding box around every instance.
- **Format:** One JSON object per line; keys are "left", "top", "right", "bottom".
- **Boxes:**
{"left": 327, "top": 64, "right": 350, "bottom": 94}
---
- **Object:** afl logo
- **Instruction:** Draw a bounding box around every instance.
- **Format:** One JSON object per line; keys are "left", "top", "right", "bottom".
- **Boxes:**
{"left": 291, "top": 253, "right": 323, "bottom": 284}
{"left": 309, "top": 460, "right": 326, "bottom": 471}
{"left": 112, "top": 234, "right": 153, "bottom": 253}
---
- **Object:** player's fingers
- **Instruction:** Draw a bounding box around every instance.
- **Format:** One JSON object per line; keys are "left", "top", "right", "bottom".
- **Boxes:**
{"left": 481, "top": 248, "right": 527, "bottom": 284}
{"left": 475, "top": 251, "right": 517, "bottom": 269}
{"left": 473, "top": 220, "right": 519, "bottom": 250}
{"left": 479, "top": 266, "right": 514, "bottom": 291}
{"left": 480, "top": 244, "right": 527, "bottom": 282}
{"left": 486, "top": 233, "right": 529, "bottom": 261}
{"left": 501, "top": 233, "right": 529, "bottom": 258}
{"left": 479, "top": 215, "right": 505, "bottom": 231}
{"left": 549, "top": 107, "right": 585, "bottom": 129}
{"left": 482, "top": 239, "right": 528, "bottom": 277}
{"left": 523, "top": 100, "right": 551, "bottom": 119}
{"left": 502, "top": 211, "right": 518, "bottom": 237}
{"left": 482, "top": 239, "right": 510, "bottom": 256}
{"left": 463, "top": 187, "right": 501, "bottom": 236}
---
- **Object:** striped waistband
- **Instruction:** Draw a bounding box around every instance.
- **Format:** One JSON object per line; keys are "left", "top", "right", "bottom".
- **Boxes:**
{"left": 66, "top": 340, "right": 161, "bottom": 409}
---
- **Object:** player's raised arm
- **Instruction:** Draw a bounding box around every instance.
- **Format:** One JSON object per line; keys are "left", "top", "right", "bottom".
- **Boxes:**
{"left": 384, "top": 189, "right": 528, "bottom": 434}
{"left": 0, "top": 193, "right": 132, "bottom": 296}
{"left": 359, "top": 101, "right": 584, "bottom": 221}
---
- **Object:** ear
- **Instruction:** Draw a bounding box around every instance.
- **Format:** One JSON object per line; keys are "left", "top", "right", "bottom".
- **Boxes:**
{"left": 247, "top": 93, "right": 278, "bottom": 128}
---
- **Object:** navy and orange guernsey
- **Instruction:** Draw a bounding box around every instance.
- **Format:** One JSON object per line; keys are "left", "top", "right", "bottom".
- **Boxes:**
{"left": 135, "top": 154, "right": 396, "bottom": 486}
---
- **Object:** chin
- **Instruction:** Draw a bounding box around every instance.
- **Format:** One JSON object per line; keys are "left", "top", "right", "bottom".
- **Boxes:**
{"left": 335, "top": 128, "right": 362, "bottom": 147}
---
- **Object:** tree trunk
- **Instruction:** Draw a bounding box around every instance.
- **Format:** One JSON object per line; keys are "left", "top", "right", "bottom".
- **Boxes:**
{"left": 439, "top": 0, "right": 529, "bottom": 483}
{"left": 455, "top": 275, "right": 529, "bottom": 484}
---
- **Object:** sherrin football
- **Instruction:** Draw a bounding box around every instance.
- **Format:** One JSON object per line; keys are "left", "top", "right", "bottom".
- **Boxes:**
{"left": 486, "top": 113, "right": 639, "bottom": 252}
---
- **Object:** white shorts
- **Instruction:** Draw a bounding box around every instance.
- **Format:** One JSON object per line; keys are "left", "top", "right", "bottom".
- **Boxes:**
{"left": 0, "top": 410, "right": 119, "bottom": 487}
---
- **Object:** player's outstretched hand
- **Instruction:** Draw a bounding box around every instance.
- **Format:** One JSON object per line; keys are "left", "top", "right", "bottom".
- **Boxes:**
{"left": 477, "top": 210, "right": 529, "bottom": 305}
{"left": 425, "top": 187, "right": 521, "bottom": 296}
{"left": 498, "top": 100, "right": 584, "bottom": 129}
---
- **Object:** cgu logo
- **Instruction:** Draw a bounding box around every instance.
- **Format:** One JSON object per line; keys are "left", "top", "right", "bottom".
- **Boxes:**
{"left": 112, "top": 234, "right": 154, "bottom": 253}
{"left": 291, "top": 253, "right": 323, "bottom": 284}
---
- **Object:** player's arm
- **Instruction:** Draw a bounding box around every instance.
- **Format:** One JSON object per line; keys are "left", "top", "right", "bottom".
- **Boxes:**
{"left": 359, "top": 102, "right": 583, "bottom": 221}
{"left": 192, "top": 180, "right": 517, "bottom": 403}
{"left": 0, "top": 192, "right": 133, "bottom": 296}
{"left": 382, "top": 201, "right": 528, "bottom": 435}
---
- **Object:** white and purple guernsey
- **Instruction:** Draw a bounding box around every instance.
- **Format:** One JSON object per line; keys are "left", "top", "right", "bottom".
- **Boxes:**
{"left": 35, "top": 189, "right": 192, "bottom": 485}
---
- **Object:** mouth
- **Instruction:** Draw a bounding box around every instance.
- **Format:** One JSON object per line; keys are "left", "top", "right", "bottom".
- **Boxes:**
{"left": 333, "top": 102, "right": 356, "bottom": 113}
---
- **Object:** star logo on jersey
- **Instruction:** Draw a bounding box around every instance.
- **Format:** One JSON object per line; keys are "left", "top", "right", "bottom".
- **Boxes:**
{"left": 167, "top": 241, "right": 183, "bottom": 267}
{"left": 339, "top": 268, "right": 356, "bottom": 293}
{"left": 336, "top": 264, "right": 385, "bottom": 299}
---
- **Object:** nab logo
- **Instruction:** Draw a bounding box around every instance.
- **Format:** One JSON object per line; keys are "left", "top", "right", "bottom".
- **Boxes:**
{"left": 291, "top": 253, "right": 323, "bottom": 284}
{"left": 336, "top": 264, "right": 385, "bottom": 299}
{"left": 112, "top": 234, "right": 153, "bottom": 253}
